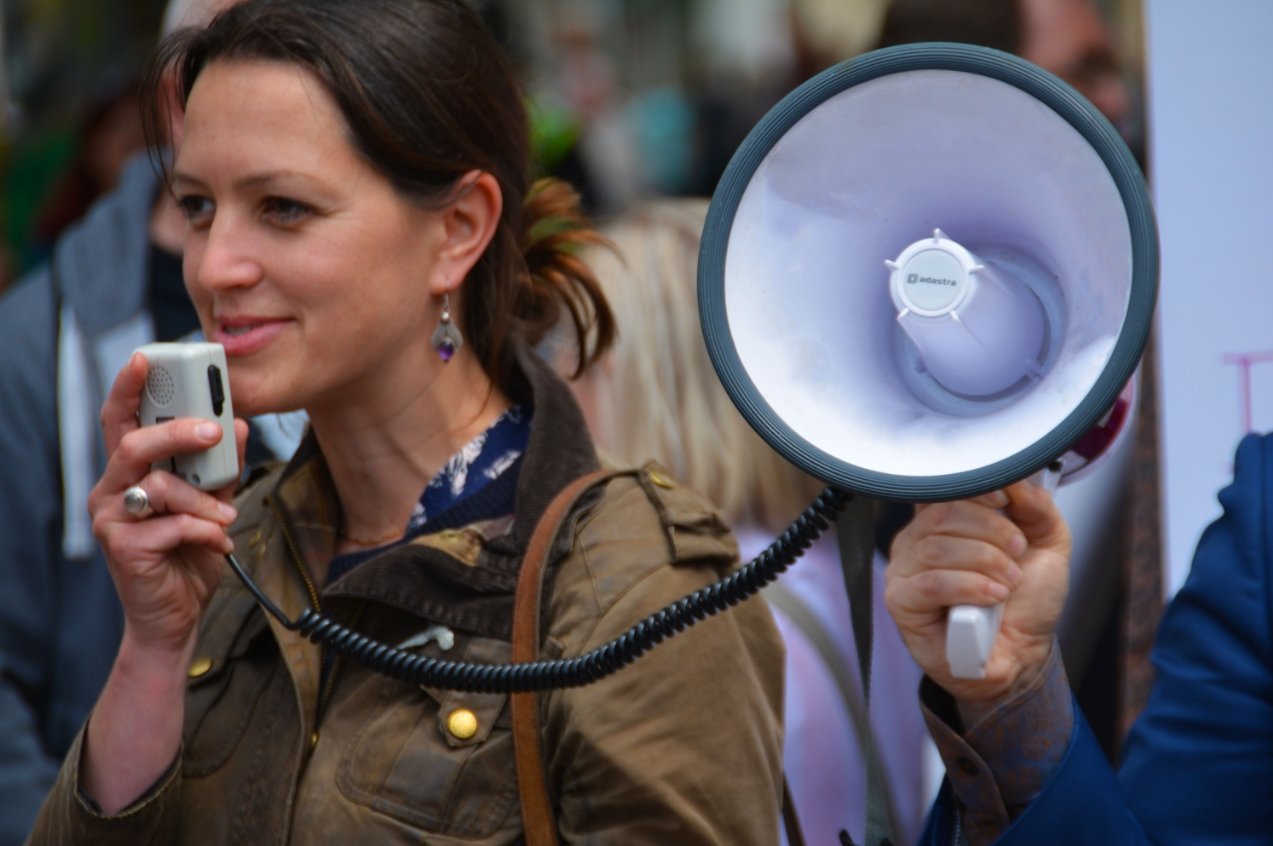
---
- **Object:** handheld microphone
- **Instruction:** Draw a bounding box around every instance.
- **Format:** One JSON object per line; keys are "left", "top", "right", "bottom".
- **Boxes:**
{"left": 135, "top": 342, "right": 239, "bottom": 491}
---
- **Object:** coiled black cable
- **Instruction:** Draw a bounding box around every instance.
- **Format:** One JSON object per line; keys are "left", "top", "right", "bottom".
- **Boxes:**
{"left": 225, "top": 485, "right": 851, "bottom": 693}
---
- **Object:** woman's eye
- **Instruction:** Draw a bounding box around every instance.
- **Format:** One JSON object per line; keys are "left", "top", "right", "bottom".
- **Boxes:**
{"left": 177, "top": 195, "right": 214, "bottom": 226}
{"left": 262, "top": 197, "right": 313, "bottom": 225}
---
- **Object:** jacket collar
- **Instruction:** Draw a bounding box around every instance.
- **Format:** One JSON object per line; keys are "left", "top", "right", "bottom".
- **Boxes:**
{"left": 264, "top": 341, "right": 600, "bottom": 638}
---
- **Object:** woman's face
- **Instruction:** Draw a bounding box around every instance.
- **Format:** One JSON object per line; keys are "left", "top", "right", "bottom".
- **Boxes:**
{"left": 173, "top": 59, "right": 448, "bottom": 417}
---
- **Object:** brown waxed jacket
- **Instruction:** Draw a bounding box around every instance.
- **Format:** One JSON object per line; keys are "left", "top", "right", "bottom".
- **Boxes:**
{"left": 28, "top": 345, "right": 786, "bottom": 845}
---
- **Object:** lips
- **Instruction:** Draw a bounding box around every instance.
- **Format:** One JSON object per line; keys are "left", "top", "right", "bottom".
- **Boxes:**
{"left": 212, "top": 317, "right": 291, "bottom": 356}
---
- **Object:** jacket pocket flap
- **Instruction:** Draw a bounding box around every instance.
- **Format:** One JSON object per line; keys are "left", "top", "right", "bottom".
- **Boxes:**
{"left": 186, "top": 587, "right": 269, "bottom": 689}
{"left": 417, "top": 631, "right": 512, "bottom": 748}
{"left": 635, "top": 461, "right": 737, "bottom": 566}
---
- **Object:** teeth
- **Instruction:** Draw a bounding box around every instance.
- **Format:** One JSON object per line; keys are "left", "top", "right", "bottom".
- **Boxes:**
{"left": 224, "top": 325, "right": 253, "bottom": 336}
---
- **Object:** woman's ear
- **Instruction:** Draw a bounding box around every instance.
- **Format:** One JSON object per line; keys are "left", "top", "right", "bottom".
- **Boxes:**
{"left": 430, "top": 170, "right": 503, "bottom": 294}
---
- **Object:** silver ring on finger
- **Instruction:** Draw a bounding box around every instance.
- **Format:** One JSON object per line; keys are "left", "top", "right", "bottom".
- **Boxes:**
{"left": 123, "top": 485, "right": 152, "bottom": 518}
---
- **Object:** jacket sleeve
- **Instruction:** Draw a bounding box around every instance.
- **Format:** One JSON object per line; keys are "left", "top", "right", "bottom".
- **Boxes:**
{"left": 1115, "top": 431, "right": 1273, "bottom": 843}
{"left": 25, "top": 726, "right": 182, "bottom": 846}
{"left": 0, "top": 272, "right": 66, "bottom": 843}
{"left": 542, "top": 472, "right": 786, "bottom": 845}
{"left": 923, "top": 432, "right": 1273, "bottom": 846}
{"left": 920, "top": 705, "right": 1151, "bottom": 846}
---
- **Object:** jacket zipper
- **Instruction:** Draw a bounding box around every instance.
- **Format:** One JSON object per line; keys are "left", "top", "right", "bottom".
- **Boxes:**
{"left": 271, "top": 503, "right": 370, "bottom": 736}
{"left": 273, "top": 502, "right": 322, "bottom": 612}
{"left": 317, "top": 600, "right": 366, "bottom": 716}
{"left": 271, "top": 503, "right": 343, "bottom": 736}
{"left": 953, "top": 805, "right": 968, "bottom": 846}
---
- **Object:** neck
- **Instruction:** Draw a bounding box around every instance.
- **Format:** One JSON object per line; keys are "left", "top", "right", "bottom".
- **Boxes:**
{"left": 311, "top": 351, "right": 512, "bottom": 546}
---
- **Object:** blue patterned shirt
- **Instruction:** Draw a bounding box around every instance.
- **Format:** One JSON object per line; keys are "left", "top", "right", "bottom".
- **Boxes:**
{"left": 327, "top": 404, "right": 531, "bottom": 583}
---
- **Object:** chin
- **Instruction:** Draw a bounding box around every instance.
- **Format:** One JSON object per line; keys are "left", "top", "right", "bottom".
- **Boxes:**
{"left": 227, "top": 377, "right": 299, "bottom": 419}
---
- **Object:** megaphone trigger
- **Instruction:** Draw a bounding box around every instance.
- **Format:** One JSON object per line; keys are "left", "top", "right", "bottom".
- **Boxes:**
{"left": 946, "top": 604, "right": 1005, "bottom": 681}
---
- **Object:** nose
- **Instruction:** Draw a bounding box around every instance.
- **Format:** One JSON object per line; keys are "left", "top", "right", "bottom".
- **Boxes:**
{"left": 188, "top": 213, "right": 263, "bottom": 294}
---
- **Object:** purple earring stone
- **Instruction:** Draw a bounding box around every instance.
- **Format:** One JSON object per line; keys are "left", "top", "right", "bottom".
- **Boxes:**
{"left": 431, "top": 292, "right": 463, "bottom": 363}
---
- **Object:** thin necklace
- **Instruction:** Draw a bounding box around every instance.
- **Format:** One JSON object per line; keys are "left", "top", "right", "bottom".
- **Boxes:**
{"left": 338, "top": 527, "right": 402, "bottom": 547}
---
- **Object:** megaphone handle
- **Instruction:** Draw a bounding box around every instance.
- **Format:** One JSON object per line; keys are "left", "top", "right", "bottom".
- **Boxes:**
{"left": 945, "top": 463, "right": 1063, "bottom": 679}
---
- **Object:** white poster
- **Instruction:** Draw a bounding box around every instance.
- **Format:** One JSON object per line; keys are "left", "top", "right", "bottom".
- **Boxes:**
{"left": 1143, "top": 0, "right": 1273, "bottom": 595}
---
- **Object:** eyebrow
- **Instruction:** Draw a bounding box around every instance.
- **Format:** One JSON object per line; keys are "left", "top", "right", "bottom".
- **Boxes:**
{"left": 170, "top": 169, "right": 321, "bottom": 192}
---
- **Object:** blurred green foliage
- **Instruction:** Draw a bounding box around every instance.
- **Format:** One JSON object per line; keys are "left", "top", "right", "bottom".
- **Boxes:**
{"left": 1, "top": 0, "right": 166, "bottom": 285}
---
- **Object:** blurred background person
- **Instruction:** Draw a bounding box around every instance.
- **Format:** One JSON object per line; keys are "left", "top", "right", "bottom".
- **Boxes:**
{"left": 555, "top": 197, "right": 932, "bottom": 846}
{"left": 0, "top": 3, "right": 293, "bottom": 844}
{"left": 25, "top": 78, "right": 146, "bottom": 269}
{"left": 1, "top": 1, "right": 162, "bottom": 289}
{"left": 876, "top": 0, "right": 1141, "bottom": 159}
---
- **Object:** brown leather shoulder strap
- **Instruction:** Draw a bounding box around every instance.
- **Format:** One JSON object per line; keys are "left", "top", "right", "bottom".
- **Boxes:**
{"left": 511, "top": 469, "right": 617, "bottom": 846}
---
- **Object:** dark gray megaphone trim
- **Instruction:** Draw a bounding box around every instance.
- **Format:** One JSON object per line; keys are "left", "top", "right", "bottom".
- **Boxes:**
{"left": 698, "top": 42, "right": 1159, "bottom": 502}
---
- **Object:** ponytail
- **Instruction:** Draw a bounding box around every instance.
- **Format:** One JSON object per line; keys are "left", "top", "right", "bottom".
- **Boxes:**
{"left": 515, "top": 177, "right": 616, "bottom": 378}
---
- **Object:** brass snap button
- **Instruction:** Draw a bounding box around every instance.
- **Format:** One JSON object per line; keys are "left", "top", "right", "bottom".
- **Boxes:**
{"left": 647, "top": 469, "right": 674, "bottom": 489}
{"left": 446, "top": 707, "right": 479, "bottom": 740}
{"left": 187, "top": 657, "right": 214, "bottom": 679}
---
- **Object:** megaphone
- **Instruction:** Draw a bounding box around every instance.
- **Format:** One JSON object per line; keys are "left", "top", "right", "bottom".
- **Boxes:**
{"left": 698, "top": 43, "right": 1157, "bottom": 678}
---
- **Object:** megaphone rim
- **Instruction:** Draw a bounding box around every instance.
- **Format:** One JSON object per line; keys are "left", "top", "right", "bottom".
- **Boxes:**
{"left": 698, "top": 42, "right": 1159, "bottom": 503}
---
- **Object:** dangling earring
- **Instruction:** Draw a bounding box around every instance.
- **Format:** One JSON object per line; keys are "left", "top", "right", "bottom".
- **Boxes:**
{"left": 431, "top": 291, "right": 463, "bottom": 363}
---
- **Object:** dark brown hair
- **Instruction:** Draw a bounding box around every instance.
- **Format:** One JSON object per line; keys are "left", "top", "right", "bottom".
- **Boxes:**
{"left": 877, "top": 0, "right": 1021, "bottom": 54}
{"left": 141, "top": 0, "right": 614, "bottom": 388}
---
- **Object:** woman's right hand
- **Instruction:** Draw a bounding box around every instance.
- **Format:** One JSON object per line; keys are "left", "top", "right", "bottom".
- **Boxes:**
{"left": 88, "top": 352, "right": 246, "bottom": 656}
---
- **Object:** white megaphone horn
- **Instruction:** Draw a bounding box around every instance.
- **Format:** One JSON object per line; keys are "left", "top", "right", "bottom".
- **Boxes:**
{"left": 697, "top": 42, "right": 1158, "bottom": 679}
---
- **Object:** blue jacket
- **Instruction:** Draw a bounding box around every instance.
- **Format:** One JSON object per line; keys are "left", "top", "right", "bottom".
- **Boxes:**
{"left": 923, "top": 432, "right": 1273, "bottom": 845}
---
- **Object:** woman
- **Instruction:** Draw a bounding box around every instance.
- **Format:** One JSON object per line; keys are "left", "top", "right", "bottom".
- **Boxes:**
{"left": 28, "top": 2, "right": 784, "bottom": 843}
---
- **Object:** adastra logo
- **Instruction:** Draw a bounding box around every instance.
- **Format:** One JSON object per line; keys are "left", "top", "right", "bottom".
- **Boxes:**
{"left": 907, "top": 273, "right": 958, "bottom": 287}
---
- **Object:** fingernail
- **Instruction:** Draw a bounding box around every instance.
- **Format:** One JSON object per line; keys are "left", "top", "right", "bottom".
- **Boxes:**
{"left": 1009, "top": 534, "right": 1028, "bottom": 557}
{"left": 196, "top": 422, "right": 221, "bottom": 440}
{"left": 988, "top": 581, "right": 1011, "bottom": 601}
{"left": 1009, "top": 563, "right": 1025, "bottom": 587}
{"left": 219, "top": 502, "right": 237, "bottom": 522}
